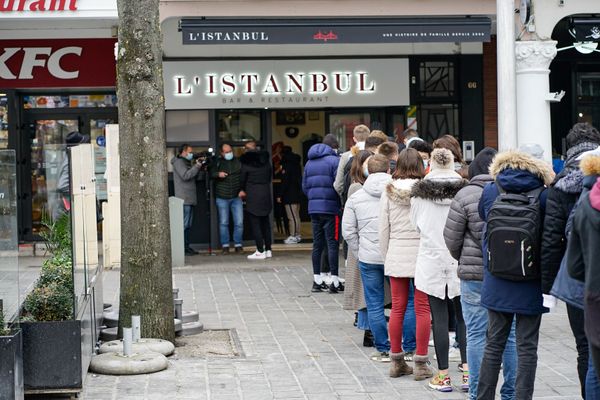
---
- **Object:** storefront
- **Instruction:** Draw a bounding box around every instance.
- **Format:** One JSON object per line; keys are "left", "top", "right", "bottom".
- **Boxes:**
{"left": 0, "top": 0, "right": 118, "bottom": 242}
{"left": 161, "top": 16, "right": 492, "bottom": 246}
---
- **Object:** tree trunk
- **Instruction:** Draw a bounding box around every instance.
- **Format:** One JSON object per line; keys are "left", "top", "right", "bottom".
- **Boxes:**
{"left": 116, "top": 0, "right": 175, "bottom": 342}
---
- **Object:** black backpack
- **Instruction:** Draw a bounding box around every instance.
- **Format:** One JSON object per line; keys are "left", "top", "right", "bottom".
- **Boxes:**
{"left": 486, "top": 182, "right": 544, "bottom": 281}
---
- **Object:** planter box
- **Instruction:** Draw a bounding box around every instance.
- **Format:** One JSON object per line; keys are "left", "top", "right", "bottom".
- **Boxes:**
{"left": 21, "top": 320, "right": 82, "bottom": 392}
{"left": 0, "top": 329, "right": 24, "bottom": 400}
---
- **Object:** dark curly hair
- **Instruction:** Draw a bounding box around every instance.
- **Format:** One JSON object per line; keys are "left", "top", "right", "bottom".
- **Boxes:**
{"left": 566, "top": 122, "right": 600, "bottom": 148}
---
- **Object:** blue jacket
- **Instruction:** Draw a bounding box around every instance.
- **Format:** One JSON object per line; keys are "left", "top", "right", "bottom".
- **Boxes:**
{"left": 479, "top": 157, "right": 552, "bottom": 315}
{"left": 302, "top": 144, "right": 340, "bottom": 215}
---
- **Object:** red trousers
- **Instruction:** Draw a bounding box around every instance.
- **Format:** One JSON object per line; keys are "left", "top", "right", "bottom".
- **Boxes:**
{"left": 389, "top": 277, "right": 431, "bottom": 355}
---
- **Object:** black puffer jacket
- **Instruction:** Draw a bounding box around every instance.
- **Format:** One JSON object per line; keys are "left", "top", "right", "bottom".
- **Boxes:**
{"left": 443, "top": 174, "right": 492, "bottom": 281}
{"left": 240, "top": 150, "right": 272, "bottom": 216}
{"left": 541, "top": 142, "right": 598, "bottom": 294}
{"left": 280, "top": 151, "right": 303, "bottom": 204}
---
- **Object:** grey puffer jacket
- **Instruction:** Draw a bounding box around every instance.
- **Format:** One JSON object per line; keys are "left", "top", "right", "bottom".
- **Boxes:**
{"left": 443, "top": 174, "right": 492, "bottom": 281}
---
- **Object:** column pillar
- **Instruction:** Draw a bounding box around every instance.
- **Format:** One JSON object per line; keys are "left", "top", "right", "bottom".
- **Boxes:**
{"left": 515, "top": 40, "right": 557, "bottom": 164}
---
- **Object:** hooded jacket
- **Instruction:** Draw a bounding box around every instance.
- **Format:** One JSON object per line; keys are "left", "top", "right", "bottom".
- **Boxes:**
{"left": 568, "top": 176, "right": 600, "bottom": 348}
{"left": 541, "top": 142, "right": 599, "bottom": 294}
{"left": 443, "top": 174, "right": 493, "bottom": 281}
{"left": 479, "top": 151, "right": 553, "bottom": 315}
{"left": 280, "top": 151, "right": 303, "bottom": 204}
{"left": 342, "top": 172, "right": 392, "bottom": 264}
{"left": 240, "top": 150, "right": 272, "bottom": 216}
{"left": 379, "top": 179, "right": 421, "bottom": 278}
{"left": 410, "top": 165, "right": 467, "bottom": 300}
{"left": 302, "top": 144, "right": 340, "bottom": 215}
{"left": 171, "top": 156, "right": 203, "bottom": 206}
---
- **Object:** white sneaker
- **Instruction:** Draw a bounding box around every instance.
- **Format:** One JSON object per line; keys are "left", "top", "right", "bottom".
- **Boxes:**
{"left": 283, "top": 236, "right": 297, "bottom": 244}
{"left": 294, "top": 235, "right": 301, "bottom": 243}
{"left": 247, "top": 251, "right": 266, "bottom": 260}
{"left": 265, "top": 250, "right": 272, "bottom": 258}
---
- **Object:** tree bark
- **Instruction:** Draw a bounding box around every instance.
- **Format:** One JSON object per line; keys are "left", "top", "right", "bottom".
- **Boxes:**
{"left": 117, "top": 0, "right": 174, "bottom": 342}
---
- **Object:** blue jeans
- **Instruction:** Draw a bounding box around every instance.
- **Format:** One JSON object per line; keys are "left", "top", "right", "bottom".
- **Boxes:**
{"left": 461, "top": 280, "right": 516, "bottom": 400}
{"left": 183, "top": 205, "right": 194, "bottom": 248}
{"left": 216, "top": 197, "right": 243, "bottom": 247}
{"left": 357, "top": 308, "right": 370, "bottom": 330}
{"left": 310, "top": 214, "right": 339, "bottom": 276}
{"left": 358, "top": 261, "right": 390, "bottom": 353}
{"left": 587, "top": 350, "right": 600, "bottom": 400}
{"left": 402, "top": 280, "right": 416, "bottom": 352}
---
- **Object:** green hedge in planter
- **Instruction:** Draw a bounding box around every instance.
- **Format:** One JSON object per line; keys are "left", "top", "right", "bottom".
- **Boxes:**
{"left": 0, "top": 311, "right": 9, "bottom": 336}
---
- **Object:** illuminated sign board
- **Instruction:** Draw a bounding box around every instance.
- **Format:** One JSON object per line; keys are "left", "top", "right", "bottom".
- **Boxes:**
{"left": 164, "top": 58, "right": 410, "bottom": 109}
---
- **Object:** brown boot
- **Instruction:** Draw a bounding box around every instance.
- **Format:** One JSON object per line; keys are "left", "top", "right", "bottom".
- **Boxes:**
{"left": 413, "top": 354, "right": 434, "bottom": 381}
{"left": 389, "top": 353, "right": 413, "bottom": 378}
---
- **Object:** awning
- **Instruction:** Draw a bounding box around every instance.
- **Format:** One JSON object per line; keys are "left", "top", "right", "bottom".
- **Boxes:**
{"left": 179, "top": 17, "right": 491, "bottom": 45}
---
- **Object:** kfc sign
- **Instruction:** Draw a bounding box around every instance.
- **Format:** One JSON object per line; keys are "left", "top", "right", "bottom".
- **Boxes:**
{"left": 0, "top": 39, "right": 116, "bottom": 88}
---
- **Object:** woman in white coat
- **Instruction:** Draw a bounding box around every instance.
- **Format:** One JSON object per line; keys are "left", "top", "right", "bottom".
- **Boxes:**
{"left": 379, "top": 148, "right": 434, "bottom": 381}
{"left": 410, "top": 148, "right": 468, "bottom": 393}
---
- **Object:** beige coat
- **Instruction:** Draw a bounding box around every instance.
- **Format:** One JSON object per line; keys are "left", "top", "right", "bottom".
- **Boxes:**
{"left": 379, "top": 179, "right": 420, "bottom": 278}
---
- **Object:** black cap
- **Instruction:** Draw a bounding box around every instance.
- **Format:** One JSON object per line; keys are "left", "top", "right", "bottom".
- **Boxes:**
{"left": 66, "top": 131, "right": 90, "bottom": 147}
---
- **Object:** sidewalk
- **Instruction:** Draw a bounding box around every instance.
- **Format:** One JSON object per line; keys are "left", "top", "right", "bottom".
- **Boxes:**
{"left": 84, "top": 251, "right": 582, "bottom": 400}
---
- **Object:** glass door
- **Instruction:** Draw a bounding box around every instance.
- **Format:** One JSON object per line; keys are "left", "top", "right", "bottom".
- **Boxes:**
{"left": 25, "top": 118, "right": 80, "bottom": 238}
{"left": 328, "top": 112, "right": 371, "bottom": 152}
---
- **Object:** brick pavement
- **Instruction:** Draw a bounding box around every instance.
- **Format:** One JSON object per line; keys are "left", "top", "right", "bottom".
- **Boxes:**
{"left": 84, "top": 251, "right": 582, "bottom": 400}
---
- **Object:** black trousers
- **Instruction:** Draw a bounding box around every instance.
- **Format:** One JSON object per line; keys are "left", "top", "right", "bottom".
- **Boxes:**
{"left": 592, "top": 345, "right": 600, "bottom": 382}
{"left": 428, "top": 290, "right": 467, "bottom": 371}
{"left": 567, "top": 304, "right": 589, "bottom": 398}
{"left": 477, "top": 311, "right": 542, "bottom": 400}
{"left": 248, "top": 213, "right": 272, "bottom": 253}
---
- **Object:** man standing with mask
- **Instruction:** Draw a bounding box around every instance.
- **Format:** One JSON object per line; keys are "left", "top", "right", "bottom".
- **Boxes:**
{"left": 212, "top": 143, "right": 244, "bottom": 254}
{"left": 171, "top": 144, "right": 204, "bottom": 256}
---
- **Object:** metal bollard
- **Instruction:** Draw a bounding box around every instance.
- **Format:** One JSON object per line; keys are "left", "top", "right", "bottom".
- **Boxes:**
{"left": 132, "top": 315, "right": 141, "bottom": 342}
{"left": 123, "top": 327, "right": 133, "bottom": 356}
{"left": 174, "top": 299, "right": 183, "bottom": 320}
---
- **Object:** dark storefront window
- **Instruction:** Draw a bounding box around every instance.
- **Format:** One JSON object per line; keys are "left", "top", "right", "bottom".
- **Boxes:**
{"left": 419, "top": 61, "right": 456, "bottom": 98}
{"left": 577, "top": 73, "right": 600, "bottom": 128}
{"left": 217, "top": 110, "right": 262, "bottom": 143}
{"left": 418, "top": 104, "right": 460, "bottom": 144}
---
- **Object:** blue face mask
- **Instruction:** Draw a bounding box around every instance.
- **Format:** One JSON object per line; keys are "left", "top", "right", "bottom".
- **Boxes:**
{"left": 224, "top": 152, "right": 234, "bottom": 161}
{"left": 363, "top": 164, "right": 369, "bottom": 178}
{"left": 185, "top": 153, "right": 194, "bottom": 161}
{"left": 423, "top": 159, "right": 429, "bottom": 169}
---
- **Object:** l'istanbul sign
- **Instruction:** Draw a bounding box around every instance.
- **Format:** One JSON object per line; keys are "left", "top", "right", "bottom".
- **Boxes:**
{"left": 163, "top": 58, "right": 410, "bottom": 109}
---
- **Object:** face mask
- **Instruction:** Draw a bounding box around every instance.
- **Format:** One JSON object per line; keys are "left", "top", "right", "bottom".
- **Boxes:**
{"left": 389, "top": 160, "right": 397, "bottom": 173}
{"left": 363, "top": 164, "right": 369, "bottom": 178}
{"left": 423, "top": 160, "right": 429, "bottom": 169}
{"left": 185, "top": 153, "right": 194, "bottom": 161}
{"left": 224, "top": 152, "right": 234, "bottom": 161}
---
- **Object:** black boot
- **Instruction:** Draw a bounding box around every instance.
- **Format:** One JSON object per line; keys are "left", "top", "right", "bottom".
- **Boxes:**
{"left": 363, "top": 330, "right": 374, "bottom": 347}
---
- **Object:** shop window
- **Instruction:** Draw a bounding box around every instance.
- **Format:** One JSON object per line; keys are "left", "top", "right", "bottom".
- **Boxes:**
{"left": 417, "top": 104, "right": 460, "bottom": 143}
{"left": 166, "top": 110, "right": 210, "bottom": 143}
{"left": 23, "top": 95, "right": 118, "bottom": 109}
{"left": 419, "top": 61, "right": 456, "bottom": 98}
{"left": 217, "top": 111, "right": 261, "bottom": 142}
{"left": 328, "top": 112, "right": 371, "bottom": 151}
{"left": 0, "top": 94, "right": 7, "bottom": 149}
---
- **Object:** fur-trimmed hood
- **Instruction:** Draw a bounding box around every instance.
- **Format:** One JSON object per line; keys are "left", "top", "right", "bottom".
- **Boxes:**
{"left": 489, "top": 150, "right": 554, "bottom": 186}
{"left": 581, "top": 155, "right": 600, "bottom": 177}
{"left": 411, "top": 178, "right": 468, "bottom": 203}
{"left": 386, "top": 178, "right": 419, "bottom": 205}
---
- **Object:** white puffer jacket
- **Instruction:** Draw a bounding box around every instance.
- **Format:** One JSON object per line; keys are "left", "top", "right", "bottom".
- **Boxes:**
{"left": 342, "top": 173, "right": 392, "bottom": 264}
{"left": 379, "top": 178, "right": 421, "bottom": 278}
{"left": 410, "top": 168, "right": 467, "bottom": 299}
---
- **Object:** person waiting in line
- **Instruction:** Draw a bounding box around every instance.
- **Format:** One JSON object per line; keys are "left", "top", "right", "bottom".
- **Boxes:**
{"left": 334, "top": 124, "right": 370, "bottom": 197}
{"left": 377, "top": 141, "right": 399, "bottom": 173}
{"left": 541, "top": 123, "right": 600, "bottom": 398}
{"left": 403, "top": 128, "right": 422, "bottom": 148}
{"left": 171, "top": 143, "right": 205, "bottom": 256}
{"left": 271, "top": 141, "right": 288, "bottom": 237}
{"left": 410, "top": 148, "right": 468, "bottom": 393}
{"left": 240, "top": 141, "right": 273, "bottom": 260}
{"left": 211, "top": 143, "right": 243, "bottom": 254}
{"left": 444, "top": 147, "right": 517, "bottom": 399}
{"left": 342, "top": 154, "right": 393, "bottom": 362}
{"left": 379, "top": 148, "right": 434, "bottom": 380}
{"left": 279, "top": 146, "right": 303, "bottom": 244}
{"left": 343, "top": 150, "right": 377, "bottom": 347}
{"left": 477, "top": 150, "right": 554, "bottom": 400}
{"left": 408, "top": 139, "right": 433, "bottom": 172}
{"left": 433, "top": 135, "right": 469, "bottom": 179}
{"left": 303, "top": 134, "right": 343, "bottom": 293}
